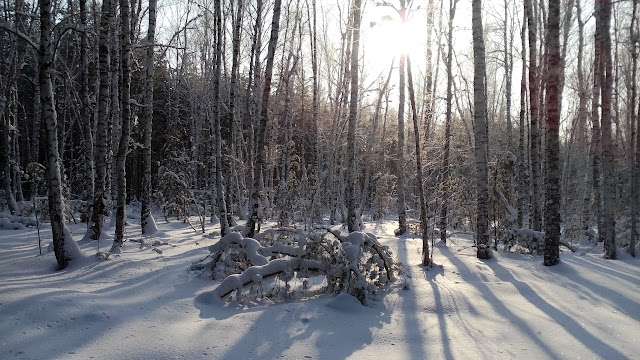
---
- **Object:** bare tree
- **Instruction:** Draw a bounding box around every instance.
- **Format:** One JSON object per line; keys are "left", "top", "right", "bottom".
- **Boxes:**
{"left": 141, "top": 0, "right": 158, "bottom": 235}
{"left": 39, "top": 0, "right": 82, "bottom": 268}
{"left": 439, "top": 0, "right": 457, "bottom": 244}
{"left": 525, "top": 0, "right": 542, "bottom": 231}
{"left": 89, "top": 0, "right": 113, "bottom": 241}
{"left": 407, "top": 56, "right": 431, "bottom": 266}
{"left": 631, "top": 0, "right": 639, "bottom": 258}
{"left": 395, "top": 0, "right": 408, "bottom": 236}
{"left": 472, "top": 0, "right": 490, "bottom": 259}
{"left": 543, "top": 0, "right": 562, "bottom": 266}
{"left": 245, "top": 0, "right": 283, "bottom": 238}
{"left": 113, "top": 0, "right": 133, "bottom": 251}
{"left": 598, "top": 0, "right": 616, "bottom": 259}
{"left": 346, "top": 0, "right": 362, "bottom": 233}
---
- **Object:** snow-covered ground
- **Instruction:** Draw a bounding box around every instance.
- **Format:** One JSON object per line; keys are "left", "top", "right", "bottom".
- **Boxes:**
{"left": 1, "top": 218, "right": 639, "bottom": 360}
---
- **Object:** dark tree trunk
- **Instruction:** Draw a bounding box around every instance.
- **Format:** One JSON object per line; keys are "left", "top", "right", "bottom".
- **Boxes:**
{"left": 543, "top": 0, "right": 562, "bottom": 266}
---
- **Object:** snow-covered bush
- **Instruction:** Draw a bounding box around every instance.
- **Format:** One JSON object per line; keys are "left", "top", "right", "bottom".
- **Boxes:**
{"left": 502, "top": 227, "right": 544, "bottom": 254}
{"left": 191, "top": 228, "right": 399, "bottom": 305}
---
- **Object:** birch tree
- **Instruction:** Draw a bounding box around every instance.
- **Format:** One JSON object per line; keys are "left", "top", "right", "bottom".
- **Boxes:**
{"left": 472, "top": 0, "right": 490, "bottom": 259}
{"left": 346, "top": 0, "right": 362, "bottom": 233}
{"left": 113, "top": 0, "right": 133, "bottom": 251}
{"left": 89, "top": 0, "right": 113, "bottom": 241}
{"left": 39, "top": 0, "right": 82, "bottom": 268}
{"left": 140, "top": 0, "right": 158, "bottom": 235}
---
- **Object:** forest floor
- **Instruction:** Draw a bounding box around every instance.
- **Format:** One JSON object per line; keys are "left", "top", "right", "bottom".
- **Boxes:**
{"left": 1, "top": 215, "right": 639, "bottom": 360}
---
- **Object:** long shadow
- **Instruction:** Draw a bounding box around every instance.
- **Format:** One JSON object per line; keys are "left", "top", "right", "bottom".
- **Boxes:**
{"left": 424, "top": 266, "right": 454, "bottom": 360}
{"left": 194, "top": 290, "right": 391, "bottom": 359}
{"left": 394, "top": 236, "right": 429, "bottom": 360}
{"left": 485, "top": 259, "right": 630, "bottom": 359}
{"left": 564, "top": 255, "right": 640, "bottom": 285}
{"left": 438, "top": 246, "right": 560, "bottom": 359}
{"left": 0, "top": 228, "right": 209, "bottom": 360}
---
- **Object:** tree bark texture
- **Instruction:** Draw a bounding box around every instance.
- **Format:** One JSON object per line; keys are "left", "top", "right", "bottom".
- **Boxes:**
{"left": 472, "top": 0, "right": 490, "bottom": 259}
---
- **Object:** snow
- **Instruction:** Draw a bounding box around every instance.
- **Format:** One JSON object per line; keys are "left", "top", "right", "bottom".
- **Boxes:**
{"left": 1, "top": 217, "right": 639, "bottom": 359}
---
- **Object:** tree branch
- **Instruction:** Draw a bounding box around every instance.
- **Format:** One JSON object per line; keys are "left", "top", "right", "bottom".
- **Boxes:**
{"left": 0, "top": 21, "right": 39, "bottom": 51}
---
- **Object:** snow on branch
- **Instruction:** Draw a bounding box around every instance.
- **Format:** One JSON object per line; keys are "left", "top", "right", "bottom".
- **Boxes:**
{"left": 192, "top": 230, "right": 400, "bottom": 305}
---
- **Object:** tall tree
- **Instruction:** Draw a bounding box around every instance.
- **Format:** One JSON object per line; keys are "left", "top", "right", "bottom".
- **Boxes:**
{"left": 346, "top": 0, "right": 362, "bottom": 233}
{"left": 439, "top": 0, "right": 457, "bottom": 244}
{"left": 599, "top": 0, "right": 616, "bottom": 259}
{"left": 80, "top": 0, "right": 94, "bottom": 219}
{"left": 543, "top": 0, "right": 562, "bottom": 266}
{"left": 113, "top": 0, "right": 133, "bottom": 251}
{"left": 245, "top": 0, "right": 283, "bottom": 238}
{"left": 140, "top": 0, "right": 158, "bottom": 235}
{"left": 214, "top": 0, "right": 230, "bottom": 236}
{"left": 39, "top": 0, "right": 82, "bottom": 268}
{"left": 472, "top": 0, "right": 490, "bottom": 259}
{"left": 525, "top": 0, "right": 542, "bottom": 231}
{"left": 407, "top": 55, "right": 430, "bottom": 266}
{"left": 395, "top": 0, "right": 408, "bottom": 236}
{"left": 89, "top": 0, "right": 113, "bottom": 241}
{"left": 631, "top": 0, "right": 638, "bottom": 258}
{"left": 517, "top": 4, "right": 528, "bottom": 228}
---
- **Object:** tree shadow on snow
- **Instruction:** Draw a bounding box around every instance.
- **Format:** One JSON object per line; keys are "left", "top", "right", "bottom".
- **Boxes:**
{"left": 193, "top": 291, "right": 392, "bottom": 359}
{"left": 437, "top": 245, "right": 629, "bottom": 359}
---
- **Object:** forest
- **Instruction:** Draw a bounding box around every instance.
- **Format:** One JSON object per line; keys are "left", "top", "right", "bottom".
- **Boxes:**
{"left": 1, "top": 0, "right": 639, "bottom": 274}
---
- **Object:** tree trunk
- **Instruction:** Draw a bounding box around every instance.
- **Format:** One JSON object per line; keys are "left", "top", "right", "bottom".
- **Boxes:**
{"left": 440, "top": 0, "right": 456, "bottom": 244}
{"left": 517, "top": 5, "right": 528, "bottom": 228}
{"left": 245, "top": 0, "right": 282, "bottom": 238}
{"left": 213, "top": 0, "right": 229, "bottom": 236}
{"left": 89, "top": 0, "right": 113, "bottom": 241}
{"left": 346, "top": 0, "right": 361, "bottom": 233}
{"left": 598, "top": 0, "right": 616, "bottom": 259}
{"left": 395, "top": 0, "right": 407, "bottom": 236}
{"left": 543, "top": 0, "right": 562, "bottom": 266}
{"left": 525, "top": 0, "right": 542, "bottom": 231}
{"left": 140, "top": 0, "right": 157, "bottom": 235}
{"left": 39, "top": 0, "right": 81, "bottom": 269}
{"left": 472, "top": 0, "right": 490, "bottom": 259}
{"left": 80, "top": 0, "right": 94, "bottom": 220}
{"left": 407, "top": 56, "right": 431, "bottom": 266}
{"left": 113, "top": 0, "right": 133, "bottom": 250}
{"left": 632, "top": 0, "right": 639, "bottom": 258}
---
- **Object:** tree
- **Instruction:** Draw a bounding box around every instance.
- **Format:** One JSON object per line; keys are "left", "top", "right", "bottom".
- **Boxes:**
{"left": 598, "top": 0, "right": 616, "bottom": 259}
{"left": 525, "top": 0, "right": 542, "bottom": 232}
{"left": 245, "top": 0, "right": 283, "bottom": 238}
{"left": 89, "top": 0, "right": 113, "bottom": 241}
{"left": 346, "top": 0, "right": 362, "bottom": 233}
{"left": 214, "top": 0, "right": 230, "bottom": 237}
{"left": 113, "top": 0, "right": 134, "bottom": 251}
{"left": 439, "top": 0, "right": 457, "bottom": 244}
{"left": 39, "top": 0, "right": 82, "bottom": 268}
{"left": 140, "top": 0, "right": 158, "bottom": 235}
{"left": 472, "top": 0, "right": 490, "bottom": 259}
{"left": 543, "top": 0, "right": 562, "bottom": 266}
{"left": 395, "top": 0, "right": 408, "bottom": 236}
{"left": 631, "top": 0, "right": 639, "bottom": 258}
{"left": 407, "top": 55, "right": 430, "bottom": 266}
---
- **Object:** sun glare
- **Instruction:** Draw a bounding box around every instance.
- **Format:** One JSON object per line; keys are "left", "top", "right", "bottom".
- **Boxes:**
{"left": 362, "top": 8, "right": 425, "bottom": 75}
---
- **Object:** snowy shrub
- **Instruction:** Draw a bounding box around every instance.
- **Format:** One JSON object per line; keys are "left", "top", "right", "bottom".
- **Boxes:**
{"left": 192, "top": 228, "right": 399, "bottom": 305}
{"left": 502, "top": 227, "right": 543, "bottom": 254}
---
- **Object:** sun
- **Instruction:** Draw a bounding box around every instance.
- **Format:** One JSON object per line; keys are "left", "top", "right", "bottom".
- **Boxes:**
{"left": 362, "top": 7, "right": 425, "bottom": 76}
